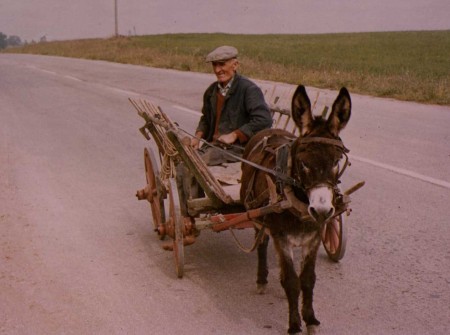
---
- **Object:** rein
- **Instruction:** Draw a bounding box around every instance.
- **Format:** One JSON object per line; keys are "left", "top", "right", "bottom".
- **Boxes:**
{"left": 179, "top": 127, "right": 349, "bottom": 189}
{"left": 209, "top": 140, "right": 302, "bottom": 188}
{"left": 247, "top": 135, "right": 350, "bottom": 189}
{"left": 178, "top": 128, "right": 302, "bottom": 188}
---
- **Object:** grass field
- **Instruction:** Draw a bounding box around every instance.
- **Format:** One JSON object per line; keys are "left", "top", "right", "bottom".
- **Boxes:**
{"left": 4, "top": 31, "right": 450, "bottom": 105}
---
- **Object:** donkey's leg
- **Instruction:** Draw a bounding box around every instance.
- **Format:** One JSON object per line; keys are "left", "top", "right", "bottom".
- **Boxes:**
{"left": 274, "top": 237, "right": 302, "bottom": 334}
{"left": 256, "top": 232, "right": 270, "bottom": 294}
{"left": 300, "top": 237, "right": 321, "bottom": 326}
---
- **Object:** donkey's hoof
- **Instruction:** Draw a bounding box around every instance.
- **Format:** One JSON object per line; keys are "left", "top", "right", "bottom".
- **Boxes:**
{"left": 288, "top": 324, "right": 302, "bottom": 334}
{"left": 305, "top": 317, "right": 320, "bottom": 326}
{"left": 256, "top": 283, "right": 267, "bottom": 294}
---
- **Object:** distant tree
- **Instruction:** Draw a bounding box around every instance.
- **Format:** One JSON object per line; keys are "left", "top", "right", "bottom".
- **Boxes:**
{"left": 39, "top": 35, "right": 47, "bottom": 43}
{"left": 0, "top": 32, "right": 7, "bottom": 49}
{"left": 7, "top": 35, "right": 22, "bottom": 46}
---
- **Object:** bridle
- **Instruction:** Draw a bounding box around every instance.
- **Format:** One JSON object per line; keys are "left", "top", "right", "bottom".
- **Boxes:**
{"left": 297, "top": 136, "right": 350, "bottom": 179}
{"left": 293, "top": 136, "right": 350, "bottom": 193}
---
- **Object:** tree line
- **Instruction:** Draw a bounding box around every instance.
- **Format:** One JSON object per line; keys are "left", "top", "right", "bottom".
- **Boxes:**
{"left": 0, "top": 32, "right": 23, "bottom": 49}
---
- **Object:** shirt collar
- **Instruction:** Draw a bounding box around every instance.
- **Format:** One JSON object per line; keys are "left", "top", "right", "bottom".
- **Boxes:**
{"left": 217, "top": 75, "right": 235, "bottom": 96}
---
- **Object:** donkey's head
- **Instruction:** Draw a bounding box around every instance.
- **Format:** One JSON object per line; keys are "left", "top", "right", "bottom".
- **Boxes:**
{"left": 290, "top": 86, "right": 351, "bottom": 223}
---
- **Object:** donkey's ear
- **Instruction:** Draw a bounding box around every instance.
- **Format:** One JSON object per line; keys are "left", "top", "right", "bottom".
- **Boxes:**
{"left": 291, "top": 85, "right": 313, "bottom": 136}
{"left": 327, "top": 87, "right": 351, "bottom": 137}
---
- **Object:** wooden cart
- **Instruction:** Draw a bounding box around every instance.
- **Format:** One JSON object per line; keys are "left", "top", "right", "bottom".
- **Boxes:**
{"left": 131, "top": 87, "right": 363, "bottom": 278}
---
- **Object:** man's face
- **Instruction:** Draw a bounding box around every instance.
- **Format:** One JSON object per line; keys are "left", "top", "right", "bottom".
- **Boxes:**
{"left": 212, "top": 59, "right": 238, "bottom": 85}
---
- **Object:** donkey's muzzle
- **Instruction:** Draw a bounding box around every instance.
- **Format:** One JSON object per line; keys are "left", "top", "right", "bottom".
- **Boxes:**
{"left": 308, "top": 185, "right": 335, "bottom": 223}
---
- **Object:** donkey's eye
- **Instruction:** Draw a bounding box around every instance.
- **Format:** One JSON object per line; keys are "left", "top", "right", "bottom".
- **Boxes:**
{"left": 332, "top": 160, "right": 339, "bottom": 173}
{"left": 301, "top": 161, "right": 310, "bottom": 173}
{"left": 332, "top": 164, "right": 339, "bottom": 173}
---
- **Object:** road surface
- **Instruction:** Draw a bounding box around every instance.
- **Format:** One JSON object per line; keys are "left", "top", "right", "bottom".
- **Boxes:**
{"left": 1, "top": 54, "right": 449, "bottom": 334}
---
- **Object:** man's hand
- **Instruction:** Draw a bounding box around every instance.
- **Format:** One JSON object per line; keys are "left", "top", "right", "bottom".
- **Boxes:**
{"left": 217, "top": 132, "right": 238, "bottom": 145}
{"left": 190, "top": 131, "right": 204, "bottom": 149}
{"left": 190, "top": 137, "right": 201, "bottom": 149}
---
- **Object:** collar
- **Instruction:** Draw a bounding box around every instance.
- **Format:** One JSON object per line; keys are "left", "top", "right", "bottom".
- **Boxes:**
{"left": 217, "top": 75, "right": 235, "bottom": 96}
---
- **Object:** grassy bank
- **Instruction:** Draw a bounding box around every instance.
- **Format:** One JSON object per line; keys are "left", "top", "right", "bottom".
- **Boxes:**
{"left": 4, "top": 31, "right": 450, "bottom": 105}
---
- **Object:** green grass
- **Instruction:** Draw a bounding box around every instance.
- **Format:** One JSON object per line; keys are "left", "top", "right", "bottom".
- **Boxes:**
{"left": 4, "top": 31, "right": 450, "bottom": 105}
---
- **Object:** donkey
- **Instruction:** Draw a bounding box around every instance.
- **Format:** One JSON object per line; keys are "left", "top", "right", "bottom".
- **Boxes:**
{"left": 240, "top": 85, "right": 351, "bottom": 334}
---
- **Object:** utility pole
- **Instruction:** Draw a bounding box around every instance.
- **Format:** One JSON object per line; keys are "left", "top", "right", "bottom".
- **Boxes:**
{"left": 114, "top": 0, "right": 119, "bottom": 37}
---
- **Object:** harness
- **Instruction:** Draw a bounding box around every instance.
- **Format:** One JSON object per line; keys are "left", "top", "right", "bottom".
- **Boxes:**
{"left": 297, "top": 137, "right": 350, "bottom": 180}
{"left": 182, "top": 128, "right": 303, "bottom": 189}
{"left": 242, "top": 133, "right": 350, "bottom": 217}
{"left": 178, "top": 127, "right": 350, "bottom": 212}
{"left": 249, "top": 134, "right": 348, "bottom": 185}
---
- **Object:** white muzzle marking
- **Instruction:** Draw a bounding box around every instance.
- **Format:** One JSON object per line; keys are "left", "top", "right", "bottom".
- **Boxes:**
{"left": 308, "top": 185, "right": 335, "bottom": 223}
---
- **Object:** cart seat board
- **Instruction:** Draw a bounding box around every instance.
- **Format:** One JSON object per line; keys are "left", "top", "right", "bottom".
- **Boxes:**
{"left": 221, "top": 184, "right": 241, "bottom": 202}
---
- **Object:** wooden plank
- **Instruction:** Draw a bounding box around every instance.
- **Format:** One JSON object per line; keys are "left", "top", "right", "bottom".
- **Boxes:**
{"left": 261, "top": 84, "right": 298, "bottom": 134}
{"left": 166, "top": 129, "right": 233, "bottom": 207}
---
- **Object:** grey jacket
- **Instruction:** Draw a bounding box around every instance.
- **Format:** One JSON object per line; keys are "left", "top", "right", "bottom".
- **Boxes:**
{"left": 196, "top": 73, "right": 272, "bottom": 144}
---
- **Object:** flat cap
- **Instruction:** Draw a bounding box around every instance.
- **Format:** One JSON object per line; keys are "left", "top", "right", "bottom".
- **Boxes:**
{"left": 205, "top": 45, "right": 238, "bottom": 62}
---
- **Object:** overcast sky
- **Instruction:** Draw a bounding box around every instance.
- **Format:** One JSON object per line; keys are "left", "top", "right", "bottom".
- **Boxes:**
{"left": 1, "top": 0, "right": 449, "bottom": 42}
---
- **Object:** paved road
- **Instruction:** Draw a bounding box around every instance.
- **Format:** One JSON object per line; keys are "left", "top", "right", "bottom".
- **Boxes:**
{"left": 1, "top": 54, "right": 449, "bottom": 335}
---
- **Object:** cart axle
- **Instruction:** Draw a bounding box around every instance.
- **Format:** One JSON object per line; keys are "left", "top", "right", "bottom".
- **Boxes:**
{"left": 136, "top": 186, "right": 157, "bottom": 202}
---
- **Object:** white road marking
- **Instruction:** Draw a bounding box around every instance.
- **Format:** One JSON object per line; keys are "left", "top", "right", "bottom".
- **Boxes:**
{"left": 30, "top": 65, "right": 141, "bottom": 97}
{"left": 63, "top": 75, "right": 82, "bottom": 82}
{"left": 35, "top": 68, "right": 58, "bottom": 76}
{"left": 103, "top": 86, "right": 141, "bottom": 97}
{"left": 350, "top": 154, "right": 450, "bottom": 190}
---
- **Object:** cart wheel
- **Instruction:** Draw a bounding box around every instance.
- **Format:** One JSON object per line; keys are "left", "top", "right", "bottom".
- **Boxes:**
{"left": 321, "top": 214, "right": 347, "bottom": 262}
{"left": 167, "top": 178, "right": 184, "bottom": 278}
{"left": 144, "top": 147, "right": 166, "bottom": 233}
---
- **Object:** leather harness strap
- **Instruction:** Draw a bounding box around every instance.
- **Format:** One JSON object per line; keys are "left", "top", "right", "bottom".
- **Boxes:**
{"left": 298, "top": 137, "right": 349, "bottom": 153}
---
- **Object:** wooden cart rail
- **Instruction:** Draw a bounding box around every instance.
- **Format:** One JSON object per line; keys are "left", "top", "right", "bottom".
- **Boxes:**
{"left": 130, "top": 98, "right": 234, "bottom": 209}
